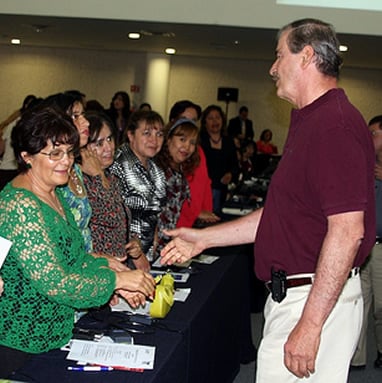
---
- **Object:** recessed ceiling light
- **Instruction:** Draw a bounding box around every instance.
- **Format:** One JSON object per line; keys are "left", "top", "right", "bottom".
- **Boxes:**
{"left": 11, "top": 38, "right": 21, "bottom": 45}
{"left": 165, "top": 47, "right": 176, "bottom": 55}
{"left": 128, "top": 32, "right": 141, "bottom": 40}
{"left": 339, "top": 45, "right": 348, "bottom": 52}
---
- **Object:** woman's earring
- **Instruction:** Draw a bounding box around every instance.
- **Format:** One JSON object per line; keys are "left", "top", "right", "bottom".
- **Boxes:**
{"left": 26, "top": 162, "right": 32, "bottom": 169}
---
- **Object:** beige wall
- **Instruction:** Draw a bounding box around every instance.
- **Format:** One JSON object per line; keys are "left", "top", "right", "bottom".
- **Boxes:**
{"left": 1, "top": 44, "right": 381, "bottom": 152}
{"left": 1, "top": 0, "right": 381, "bottom": 36}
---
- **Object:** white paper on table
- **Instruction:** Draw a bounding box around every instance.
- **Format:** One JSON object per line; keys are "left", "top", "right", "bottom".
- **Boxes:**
{"left": 174, "top": 288, "right": 191, "bottom": 302}
{"left": 67, "top": 340, "right": 155, "bottom": 369}
{"left": 192, "top": 254, "right": 219, "bottom": 264}
{"left": 0, "top": 236, "right": 12, "bottom": 268}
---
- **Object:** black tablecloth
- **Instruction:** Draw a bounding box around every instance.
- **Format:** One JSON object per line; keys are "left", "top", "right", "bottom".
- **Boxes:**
{"left": 12, "top": 248, "right": 256, "bottom": 383}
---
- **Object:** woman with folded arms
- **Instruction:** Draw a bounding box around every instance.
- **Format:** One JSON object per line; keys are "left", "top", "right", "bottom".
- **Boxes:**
{"left": 0, "top": 106, "right": 155, "bottom": 378}
{"left": 83, "top": 112, "right": 143, "bottom": 264}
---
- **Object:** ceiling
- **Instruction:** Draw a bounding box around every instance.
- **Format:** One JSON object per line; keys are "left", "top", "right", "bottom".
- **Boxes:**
{"left": 0, "top": 14, "right": 381, "bottom": 70}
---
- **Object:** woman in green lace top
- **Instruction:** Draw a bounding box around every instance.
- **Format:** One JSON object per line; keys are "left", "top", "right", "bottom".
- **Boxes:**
{"left": 0, "top": 106, "right": 155, "bottom": 378}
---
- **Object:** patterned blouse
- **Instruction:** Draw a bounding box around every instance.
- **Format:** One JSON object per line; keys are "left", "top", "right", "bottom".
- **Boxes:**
{"left": 0, "top": 183, "right": 115, "bottom": 353}
{"left": 156, "top": 167, "right": 190, "bottom": 257}
{"left": 83, "top": 170, "right": 129, "bottom": 259}
{"left": 110, "top": 144, "right": 166, "bottom": 261}
{"left": 58, "top": 163, "right": 93, "bottom": 252}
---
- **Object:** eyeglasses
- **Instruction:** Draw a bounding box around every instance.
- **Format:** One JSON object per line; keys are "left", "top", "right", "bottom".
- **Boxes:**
{"left": 39, "top": 148, "right": 76, "bottom": 161}
{"left": 90, "top": 135, "right": 114, "bottom": 148}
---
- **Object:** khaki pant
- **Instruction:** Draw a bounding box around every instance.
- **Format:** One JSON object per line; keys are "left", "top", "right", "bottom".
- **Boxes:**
{"left": 257, "top": 274, "right": 363, "bottom": 382}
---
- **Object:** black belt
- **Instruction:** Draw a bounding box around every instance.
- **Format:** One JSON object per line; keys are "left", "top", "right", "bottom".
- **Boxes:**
{"left": 376, "top": 237, "right": 382, "bottom": 244}
{"left": 265, "top": 267, "right": 360, "bottom": 292}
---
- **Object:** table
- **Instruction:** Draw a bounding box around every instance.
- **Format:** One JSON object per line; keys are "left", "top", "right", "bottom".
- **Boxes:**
{"left": 12, "top": 248, "right": 255, "bottom": 383}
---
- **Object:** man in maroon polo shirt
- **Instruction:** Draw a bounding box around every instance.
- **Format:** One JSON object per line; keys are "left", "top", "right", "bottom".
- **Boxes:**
{"left": 160, "top": 19, "right": 375, "bottom": 382}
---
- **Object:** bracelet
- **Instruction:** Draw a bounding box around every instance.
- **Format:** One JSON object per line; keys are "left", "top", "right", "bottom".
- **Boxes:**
{"left": 129, "top": 252, "right": 144, "bottom": 260}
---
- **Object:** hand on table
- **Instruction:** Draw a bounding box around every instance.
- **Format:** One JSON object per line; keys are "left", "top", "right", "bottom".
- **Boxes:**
{"left": 113, "top": 291, "right": 147, "bottom": 308}
{"left": 116, "top": 269, "right": 156, "bottom": 300}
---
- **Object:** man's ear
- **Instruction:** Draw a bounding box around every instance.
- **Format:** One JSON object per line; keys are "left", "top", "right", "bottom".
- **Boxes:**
{"left": 301, "top": 45, "right": 315, "bottom": 67}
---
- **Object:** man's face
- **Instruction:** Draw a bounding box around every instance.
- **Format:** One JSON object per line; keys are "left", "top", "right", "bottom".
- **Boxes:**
{"left": 240, "top": 110, "right": 248, "bottom": 120}
{"left": 269, "top": 30, "right": 303, "bottom": 106}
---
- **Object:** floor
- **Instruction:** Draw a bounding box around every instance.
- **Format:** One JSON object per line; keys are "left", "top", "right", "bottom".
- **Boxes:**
{"left": 234, "top": 312, "right": 382, "bottom": 383}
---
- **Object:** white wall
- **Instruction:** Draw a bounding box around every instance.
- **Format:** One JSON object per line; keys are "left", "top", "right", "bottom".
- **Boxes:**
{"left": 1, "top": 44, "right": 381, "bottom": 152}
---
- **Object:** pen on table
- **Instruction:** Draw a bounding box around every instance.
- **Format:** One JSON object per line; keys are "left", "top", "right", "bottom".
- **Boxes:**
{"left": 67, "top": 366, "right": 113, "bottom": 371}
{"left": 111, "top": 366, "right": 144, "bottom": 372}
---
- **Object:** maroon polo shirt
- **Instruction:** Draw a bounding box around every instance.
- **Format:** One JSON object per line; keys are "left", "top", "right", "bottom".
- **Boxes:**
{"left": 255, "top": 88, "right": 375, "bottom": 281}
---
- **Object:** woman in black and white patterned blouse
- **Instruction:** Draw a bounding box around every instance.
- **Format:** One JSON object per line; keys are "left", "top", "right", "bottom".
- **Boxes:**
{"left": 110, "top": 111, "right": 166, "bottom": 267}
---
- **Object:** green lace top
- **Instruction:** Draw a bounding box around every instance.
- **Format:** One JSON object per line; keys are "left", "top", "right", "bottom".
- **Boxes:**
{"left": 0, "top": 183, "right": 116, "bottom": 353}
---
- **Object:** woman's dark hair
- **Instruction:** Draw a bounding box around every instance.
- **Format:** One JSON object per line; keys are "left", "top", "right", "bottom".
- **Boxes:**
{"left": 125, "top": 110, "right": 164, "bottom": 142}
{"left": 200, "top": 104, "right": 227, "bottom": 134}
{"left": 85, "top": 111, "right": 116, "bottom": 144}
{"left": 169, "top": 100, "right": 202, "bottom": 122}
{"left": 156, "top": 119, "right": 200, "bottom": 176}
{"left": 139, "top": 102, "right": 152, "bottom": 111}
{"left": 369, "top": 115, "right": 382, "bottom": 127}
{"left": 260, "top": 129, "right": 273, "bottom": 141}
{"left": 279, "top": 18, "right": 343, "bottom": 78}
{"left": 20, "top": 95, "right": 38, "bottom": 113}
{"left": 42, "top": 92, "right": 80, "bottom": 116}
{"left": 11, "top": 106, "right": 79, "bottom": 173}
{"left": 86, "top": 99, "right": 105, "bottom": 112}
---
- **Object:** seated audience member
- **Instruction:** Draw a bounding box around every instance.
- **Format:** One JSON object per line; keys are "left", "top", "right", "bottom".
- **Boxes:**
{"left": 256, "top": 129, "right": 278, "bottom": 155}
{"left": 110, "top": 111, "right": 166, "bottom": 264}
{"left": 0, "top": 95, "right": 38, "bottom": 190}
{"left": 227, "top": 105, "right": 254, "bottom": 144}
{"left": 239, "top": 140, "right": 257, "bottom": 181}
{"left": 155, "top": 118, "right": 199, "bottom": 255}
{"left": 169, "top": 100, "right": 219, "bottom": 227}
{"left": 83, "top": 112, "right": 146, "bottom": 270}
{"left": 106, "top": 91, "right": 131, "bottom": 145}
{"left": 0, "top": 106, "right": 155, "bottom": 378}
{"left": 200, "top": 104, "right": 239, "bottom": 214}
